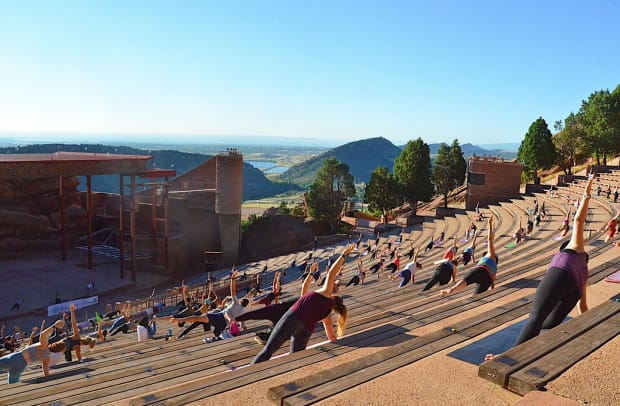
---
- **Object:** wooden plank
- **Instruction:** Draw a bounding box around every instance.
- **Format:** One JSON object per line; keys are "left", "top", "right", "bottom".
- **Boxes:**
{"left": 507, "top": 309, "right": 620, "bottom": 395}
{"left": 479, "top": 299, "right": 620, "bottom": 388}
{"left": 150, "top": 326, "right": 421, "bottom": 406}
{"left": 0, "top": 200, "right": 613, "bottom": 405}
{"left": 268, "top": 298, "right": 532, "bottom": 405}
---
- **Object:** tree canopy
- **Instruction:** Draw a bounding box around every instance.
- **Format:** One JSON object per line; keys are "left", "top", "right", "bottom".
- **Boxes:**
{"left": 553, "top": 112, "right": 585, "bottom": 175}
{"left": 579, "top": 89, "right": 620, "bottom": 165}
{"left": 517, "top": 117, "right": 556, "bottom": 182}
{"left": 306, "top": 157, "right": 356, "bottom": 232}
{"left": 432, "top": 140, "right": 466, "bottom": 207}
{"left": 365, "top": 166, "right": 401, "bottom": 216}
{"left": 393, "top": 138, "right": 434, "bottom": 216}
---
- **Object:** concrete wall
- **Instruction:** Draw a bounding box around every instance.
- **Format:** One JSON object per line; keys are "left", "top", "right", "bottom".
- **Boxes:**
{"left": 466, "top": 156, "right": 523, "bottom": 210}
{"left": 132, "top": 152, "right": 243, "bottom": 272}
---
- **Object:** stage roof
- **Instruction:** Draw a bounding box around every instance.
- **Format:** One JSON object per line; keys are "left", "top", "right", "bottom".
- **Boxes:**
{"left": 0, "top": 151, "right": 152, "bottom": 179}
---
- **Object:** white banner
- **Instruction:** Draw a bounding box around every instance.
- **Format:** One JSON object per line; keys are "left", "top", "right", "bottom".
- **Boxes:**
{"left": 47, "top": 296, "right": 99, "bottom": 316}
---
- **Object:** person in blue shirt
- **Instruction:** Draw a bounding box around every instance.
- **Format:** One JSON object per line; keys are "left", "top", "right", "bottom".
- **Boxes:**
{"left": 441, "top": 216, "right": 498, "bottom": 296}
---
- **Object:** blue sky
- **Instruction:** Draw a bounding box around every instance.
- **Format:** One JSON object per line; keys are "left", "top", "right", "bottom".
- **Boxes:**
{"left": 0, "top": 1, "right": 618, "bottom": 147}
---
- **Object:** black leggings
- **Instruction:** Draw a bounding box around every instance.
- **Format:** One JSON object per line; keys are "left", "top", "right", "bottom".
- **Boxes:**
{"left": 385, "top": 263, "right": 398, "bottom": 273}
{"left": 236, "top": 300, "right": 296, "bottom": 326}
{"left": 463, "top": 266, "right": 494, "bottom": 294}
{"left": 178, "top": 321, "right": 210, "bottom": 339}
{"left": 422, "top": 265, "right": 452, "bottom": 291}
{"left": 252, "top": 309, "right": 312, "bottom": 364}
{"left": 515, "top": 267, "right": 580, "bottom": 345}
{"left": 345, "top": 275, "right": 360, "bottom": 287}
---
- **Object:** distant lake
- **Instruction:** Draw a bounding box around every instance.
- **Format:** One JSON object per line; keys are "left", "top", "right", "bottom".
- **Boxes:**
{"left": 246, "top": 160, "right": 289, "bottom": 174}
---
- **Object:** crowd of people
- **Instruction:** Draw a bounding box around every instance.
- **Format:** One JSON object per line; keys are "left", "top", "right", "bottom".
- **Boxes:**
{"left": 2, "top": 174, "right": 616, "bottom": 386}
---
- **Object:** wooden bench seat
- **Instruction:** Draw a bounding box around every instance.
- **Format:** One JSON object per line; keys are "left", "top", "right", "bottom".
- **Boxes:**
{"left": 266, "top": 257, "right": 620, "bottom": 405}
{"left": 479, "top": 295, "right": 620, "bottom": 395}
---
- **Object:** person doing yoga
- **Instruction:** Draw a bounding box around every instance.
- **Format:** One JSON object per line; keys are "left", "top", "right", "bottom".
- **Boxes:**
{"left": 440, "top": 215, "right": 498, "bottom": 296}
{"left": 601, "top": 212, "right": 620, "bottom": 243}
{"left": 461, "top": 233, "right": 478, "bottom": 266}
{"left": 485, "top": 176, "right": 594, "bottom": 361}
{"left": 238, "top": 270, "right": 318, "bottom": 344}
{"left": 390, "top": 246, "right": 421, "bottom": 287}
{"left": 513, "top": 176, "right": 592, "bottom": 345}
{"left": 559, "top": 210, "right": 571, "bottom": 238}
{"left": 0, "top": 319, "right": 65, "bottom": 383}
{"left": 422, "top": 257, "right": 458, "bottom": 291}
{"left": 251, "top": 244, "right": 353, "bottom": 364}
{"left": 344, "top": 257, "right": 366, "bottom": 287}
{"left": 49, "top": 304, "right": 96, "bottom": 362}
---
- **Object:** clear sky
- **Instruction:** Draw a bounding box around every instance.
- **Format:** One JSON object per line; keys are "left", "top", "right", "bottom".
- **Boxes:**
{"left": 0, "top": 0, "right": 619, "bottom": 147}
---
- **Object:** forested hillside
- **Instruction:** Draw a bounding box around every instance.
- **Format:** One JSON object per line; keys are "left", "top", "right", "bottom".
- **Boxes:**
{"left": 277, "top": 137, "right": 402, "bottom": 186}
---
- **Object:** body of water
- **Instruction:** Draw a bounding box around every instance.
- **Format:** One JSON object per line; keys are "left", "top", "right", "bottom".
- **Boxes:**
{"left": 246, "top": 160, "right": 289, "bottom": 174}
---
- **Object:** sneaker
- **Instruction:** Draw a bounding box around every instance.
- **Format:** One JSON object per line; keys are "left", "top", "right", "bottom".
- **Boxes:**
{"left": 203, "top": 337, "right": 212, "bottom": 343}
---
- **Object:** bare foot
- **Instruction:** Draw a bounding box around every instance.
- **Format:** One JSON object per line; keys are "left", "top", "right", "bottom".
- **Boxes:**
{"left": 440, "top": 289, "right": 450, "bottom": 297}
{"left": 485, "top": 354, "right": 495, "bottom": 361}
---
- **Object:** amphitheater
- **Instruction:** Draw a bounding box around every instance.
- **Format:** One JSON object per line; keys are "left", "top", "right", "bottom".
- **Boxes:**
{"left": 1, "top": 173, "right": 619, "bottom": 405}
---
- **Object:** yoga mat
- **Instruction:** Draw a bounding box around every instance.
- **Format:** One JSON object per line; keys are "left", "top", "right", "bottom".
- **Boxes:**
{"left": 460, "top": 238, "right": 469, "bottom": 244}
{"left": 553, "top": 234, "right": 564, "bottom": 241}
{"left": 504, "top": 242, "right": 516, "bottom": 249}
{"left": 605, "top": 270, "right": 620, "bottom": 284}
{"left": 448, "top": 317, "right": 570, "bottom": 365}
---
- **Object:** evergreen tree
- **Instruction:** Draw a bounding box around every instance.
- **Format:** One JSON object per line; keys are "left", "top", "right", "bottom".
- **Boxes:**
{"left": 432, "top": 140, "right": 466, "bottom": 208}
{"left": 553, "top": 112, "right": 585, "bottom": 175}
{"left": 432, "top": 144, "right": 452, "bottom": 208}
{"left": 580, "top": 89, "right": 619, "bottom": 165}
{"left": 449, "top": 139, "right": 467, "bottom": 188}
{"left": 517, "top": 117, "right": 556, "bottom": 182}
{"left": 394, "top": 138, "right": 434, "bottom": 215}
{"left": 365, "top": 166, "right": 401, "bottom": 217}
{"left": 306, "top": 157, "right": 356, "bottom": 232}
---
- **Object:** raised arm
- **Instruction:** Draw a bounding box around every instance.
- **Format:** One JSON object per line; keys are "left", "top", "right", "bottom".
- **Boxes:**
{"left": 567, "top": 176, "right": 593, "bottom": 252}
{"left": 28, "top": 326, "right": 38, "bottom": 346}
{"left": 301, "top": 270, "right": 313, "bottom": 295}
{"left": 318, "top": 244, "right": 355, "bottom": 297}
{"left": 230, "top": 267, "right": 238, "bottom": 298}
{"left": 413, "top": 246, "right": 420, "bottom": 263}
{"left": 39, "top": 319, "right": 65, "bottom": 348}
{"left": 70, "top": 303, "right": 80, "bottom": 338}
{"left": 486, "top": 215, "right": 496, "bottom": 259}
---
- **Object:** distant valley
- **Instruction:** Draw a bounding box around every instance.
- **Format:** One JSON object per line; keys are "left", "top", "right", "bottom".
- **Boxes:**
{"left": 0, "top": 137, "right": 517, "bottom": 200}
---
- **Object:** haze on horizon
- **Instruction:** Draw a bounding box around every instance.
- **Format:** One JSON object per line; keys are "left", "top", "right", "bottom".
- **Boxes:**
{"left": 0, "top": 1, "right": 618, "bottom": 147}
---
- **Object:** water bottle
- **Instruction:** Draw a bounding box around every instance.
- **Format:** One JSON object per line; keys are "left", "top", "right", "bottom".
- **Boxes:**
{"left": 167, "top": 327, "right": 173, "bottom": 341}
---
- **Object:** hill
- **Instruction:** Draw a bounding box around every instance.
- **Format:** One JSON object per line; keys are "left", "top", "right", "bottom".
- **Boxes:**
{"left": 428, "top": 143, "right": 517, "bottom": 160}
{"left": 277, "top": 137, "right": 402, "bottom": 186}
{"left": 0, "top": 144, "right": 302, "bottom": 200}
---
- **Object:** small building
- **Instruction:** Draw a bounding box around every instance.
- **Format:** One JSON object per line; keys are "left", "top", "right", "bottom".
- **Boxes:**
{"left": 466, "top": 156, "right": 523, "bottom": 210}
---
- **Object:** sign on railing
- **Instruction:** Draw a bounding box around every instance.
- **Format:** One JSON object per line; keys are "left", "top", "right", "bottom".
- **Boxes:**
{"left": 47, "top": 296, "right": 99, "bottom": 316}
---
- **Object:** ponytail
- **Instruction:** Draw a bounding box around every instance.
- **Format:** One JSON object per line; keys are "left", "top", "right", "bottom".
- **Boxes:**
{"left": 332, "top": 296, "right": 348, "bottom": 337}
{"left": 80, "top": 337, "right": 96, "bottom": 349}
